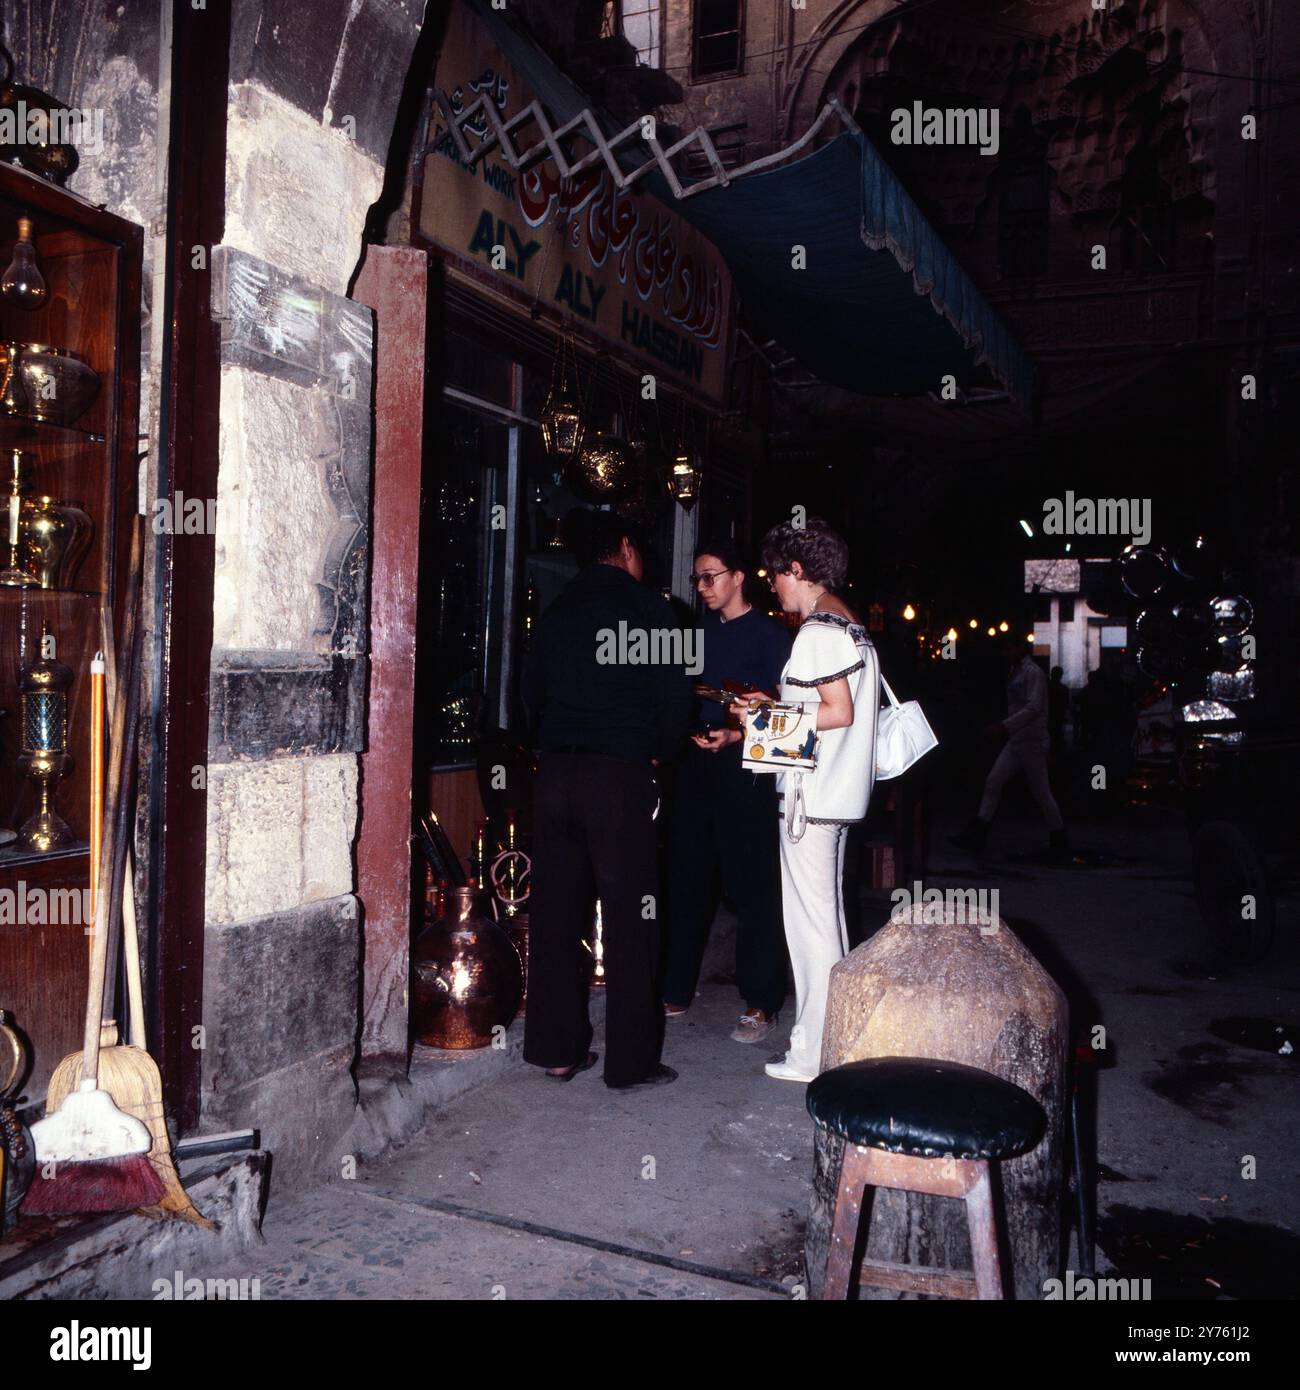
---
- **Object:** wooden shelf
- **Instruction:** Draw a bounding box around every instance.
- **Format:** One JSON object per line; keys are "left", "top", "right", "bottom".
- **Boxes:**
{"left": 0, "top": 168, "right": 141, "bottom": 1101}
{"left": 0, "top": 841, "right": 88, "bottom": 871}
{"left": 0, "top": 411, "right": 106, "bottom": 445}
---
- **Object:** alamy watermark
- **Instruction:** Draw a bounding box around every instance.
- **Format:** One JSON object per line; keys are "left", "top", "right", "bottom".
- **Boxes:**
{"left": 1042, "top": 492, "right": 1152, "bottom": 546}
{"left": 49, "top": 1323, "right": 150, "bottom": 1369}
{"left": 153, "top": 1269, "right": 261, "bottom": 1300}
{"left": 891, "top": 102, "right": 1000, "bottom": 157}
{"left": 889, "top": 881, "right": 1000, "bottom": 932}
{"left": 0, "top": 882, "right": 91, "bottom": 926}
{"left": 0, "top": 101, "right": 104, "bottom": 154}
{"left": 596, "top": 621, "right": 703, "bottom": 676}
{"left": 1042, "top": 1270, "right": 1152, "bottom": 1300}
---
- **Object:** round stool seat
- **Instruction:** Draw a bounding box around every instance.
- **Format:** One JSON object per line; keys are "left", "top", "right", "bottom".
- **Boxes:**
{"left": 806, "top": 1057, "right": 1046, "bottom": 1161}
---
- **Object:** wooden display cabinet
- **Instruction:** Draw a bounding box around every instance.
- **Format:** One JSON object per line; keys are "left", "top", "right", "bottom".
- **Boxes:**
{"left": 0, "top": 165, "right": 141, "bottom": 1101}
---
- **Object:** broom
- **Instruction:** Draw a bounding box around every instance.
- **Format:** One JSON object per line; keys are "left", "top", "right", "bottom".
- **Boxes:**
{"left": 22, "top": 540, "right": 164, "bottom": 1213}
{"left": 44, "top": 598, "right": 211, "bottom": 1227}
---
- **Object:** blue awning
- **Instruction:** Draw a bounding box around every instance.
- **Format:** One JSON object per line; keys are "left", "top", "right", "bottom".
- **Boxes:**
{"left": 470, "top": 0, "right": 1033, "bottom": 409}
{"left": 667, "top": 131, "right": 1034, "bottom": 408}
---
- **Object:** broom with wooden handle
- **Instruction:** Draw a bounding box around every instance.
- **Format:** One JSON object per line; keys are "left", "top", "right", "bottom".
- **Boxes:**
{"left": 22, "top": 540, "right": 164, "bottom": 1213}
{"left": 44, "top": 599, "right": 211, "bottom": 1227}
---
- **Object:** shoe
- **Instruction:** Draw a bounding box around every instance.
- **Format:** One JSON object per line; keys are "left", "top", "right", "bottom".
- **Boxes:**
{"left": 948, "top": 817, "right": 989, "bottom": 851}
{"left": 606, "top": 1064, "right": 678, "bottom": 1091}
{"left": 731, "top": 1008, "right": 778, "bottom": 1044}
{"left": 1044, "top": 829, "right": 1072, "bottom": 864}
{"left": 664, "top": 1001, "right": 689, "bottom": 1018}
{"left": 544, "top": 1051, "right": 598, "bottom": 1082}
{"left": 764, "top": 1056, "right": 816, "bottom": 1083}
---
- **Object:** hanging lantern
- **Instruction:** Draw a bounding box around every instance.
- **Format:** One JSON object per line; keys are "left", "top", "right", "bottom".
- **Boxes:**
{"left": 666, "top": 451, "right": 703, "bottom": 511}
{"left": 566, "top": 434, "right": 636, "bottom": 503}
{"left": 541, "top": 387, "right": 586, "bottom": 461}
{"left": 540, "top": 332, "right": 587, "bottom": 460}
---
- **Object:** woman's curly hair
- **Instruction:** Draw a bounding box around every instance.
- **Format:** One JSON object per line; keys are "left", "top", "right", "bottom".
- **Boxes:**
{"left": 761, "top": 517, "right": 850, "bottom": 590}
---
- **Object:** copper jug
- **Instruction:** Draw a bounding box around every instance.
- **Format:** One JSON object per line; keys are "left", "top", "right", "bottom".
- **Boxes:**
{"left": 412, "top": 886, "right": 522, "bottom": 1049}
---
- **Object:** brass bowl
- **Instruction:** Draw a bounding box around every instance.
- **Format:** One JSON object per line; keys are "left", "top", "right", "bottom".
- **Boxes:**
{"left": 1, "top": 343, "right": 100, "bottom": 425}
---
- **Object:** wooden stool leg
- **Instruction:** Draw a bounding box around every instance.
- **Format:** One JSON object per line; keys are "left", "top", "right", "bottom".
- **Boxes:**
{"left": 822, "top": 1146, "right": 873, "bottom": 1300}
{"left": 964, "top": 1162, "right": 1005, "bottom": 1300}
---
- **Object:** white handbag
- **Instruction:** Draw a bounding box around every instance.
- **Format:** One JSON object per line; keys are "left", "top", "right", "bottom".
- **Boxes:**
{"left": 875, "top": 676, "right": 938, "bottom": 780}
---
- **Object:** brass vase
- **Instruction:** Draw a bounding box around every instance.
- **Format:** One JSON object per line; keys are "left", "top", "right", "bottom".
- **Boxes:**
{"left": 21, "top": 496, "right": 92, "bottom": 589}
{"left": 411, "top": 886, "right": 522, "bottom": 1049}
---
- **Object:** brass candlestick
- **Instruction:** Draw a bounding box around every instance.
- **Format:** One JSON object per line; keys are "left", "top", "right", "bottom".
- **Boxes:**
{"left": 0, "top": 450, "right": 37, "bottom": 588}
{"left": 17, "top": 627, "right": 74, "bottom": 852}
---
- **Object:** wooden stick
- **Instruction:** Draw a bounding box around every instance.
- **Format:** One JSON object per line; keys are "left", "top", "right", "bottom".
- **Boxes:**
{"left": 99, "top": 603, "right": 144, "bottom": 1047}
{"left": 88, "top": 648, "right": 104, "bottom": 958}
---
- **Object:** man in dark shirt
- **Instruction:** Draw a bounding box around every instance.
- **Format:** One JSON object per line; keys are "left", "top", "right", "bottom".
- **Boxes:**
{"left": 523, "top": 509, "right": 691, "bottom": 1089}
{"left": 663, "top": 540, "right": 792, "bottom": 1043}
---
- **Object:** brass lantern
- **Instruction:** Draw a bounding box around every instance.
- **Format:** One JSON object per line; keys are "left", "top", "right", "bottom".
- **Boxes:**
{"left": 541, "top": 386, "right": 586, "bottom": 460}
{"left": 666, "top": 451, "right": 703, "bottom": 511}
{"left": 540, "top": 332, "right": 587, "bottom": 461}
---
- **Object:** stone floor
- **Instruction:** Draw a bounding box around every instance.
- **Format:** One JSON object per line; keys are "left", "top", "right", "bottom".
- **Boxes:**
{"left": 192, "top": 801, "right": 1298, "bottom": 1301}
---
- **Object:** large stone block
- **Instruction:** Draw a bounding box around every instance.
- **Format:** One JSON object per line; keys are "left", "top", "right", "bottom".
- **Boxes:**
{"left": 205, "top": 756, "right": 358, "bottom": 924}
{"left": 201, "top": 895, "right": 360, "bottom": 1191}
{"left": 225, "top": 82, "right": 383, "bottom": 295}
{"left": 213, "top": 365, "right": 341, "bottom": 653}
{"left": 807, "top": 908, "right": 1068, "bottom": 1300}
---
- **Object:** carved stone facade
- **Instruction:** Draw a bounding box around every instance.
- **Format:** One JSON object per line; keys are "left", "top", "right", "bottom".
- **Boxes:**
{"left": 656, "top": 0, "right": 1292, "bottom": 371}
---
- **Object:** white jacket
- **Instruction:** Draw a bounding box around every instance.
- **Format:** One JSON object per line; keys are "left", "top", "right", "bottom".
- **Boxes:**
{"left": 777, "top": 612, "right": 880, "bottom": 822}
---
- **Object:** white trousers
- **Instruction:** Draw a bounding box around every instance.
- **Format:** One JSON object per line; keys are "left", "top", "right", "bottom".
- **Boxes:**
{"left": 978, "top": 740, "right": 1064, "bottom": 831}
{"left": 778, "top": 821, "right": 849, "bottom": 1075}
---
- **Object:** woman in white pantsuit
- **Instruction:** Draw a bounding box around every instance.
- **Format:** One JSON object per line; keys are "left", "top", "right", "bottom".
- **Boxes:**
{"left": 734, "top": 519, "right": 880, "bottom": 1083}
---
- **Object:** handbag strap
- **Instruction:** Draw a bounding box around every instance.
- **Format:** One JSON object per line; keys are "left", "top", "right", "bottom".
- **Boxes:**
{"left": 785, "top": 772, "right": 808, "bottom": 842}
{"left": 880, "top": 675, "right": 903, "bottom": 711}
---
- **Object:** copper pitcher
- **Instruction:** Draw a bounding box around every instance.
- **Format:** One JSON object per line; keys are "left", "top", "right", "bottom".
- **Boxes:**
{"left": 411, "top": 886, "right": 522, "bottom": 1049}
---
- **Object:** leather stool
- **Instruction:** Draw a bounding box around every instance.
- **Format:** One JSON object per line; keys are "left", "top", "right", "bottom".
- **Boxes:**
{"left": 807, "top": 1057, "right": 1047, "bottom": 1300}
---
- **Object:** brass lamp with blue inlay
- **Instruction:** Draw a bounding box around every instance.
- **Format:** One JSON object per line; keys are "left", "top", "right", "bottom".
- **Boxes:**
{"left": 17, "top": 626, "right": 74, "bottom": 852}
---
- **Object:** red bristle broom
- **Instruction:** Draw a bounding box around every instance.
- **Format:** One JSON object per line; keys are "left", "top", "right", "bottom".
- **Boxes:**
{"left": 23, "top": 521, "right": 164, "bottom": 1214}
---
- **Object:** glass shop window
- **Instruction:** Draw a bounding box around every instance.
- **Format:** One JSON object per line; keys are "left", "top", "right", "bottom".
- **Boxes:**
{"left": 427, "top": 400, "right": 511, "bottom": 767}
{"left": 693, "top": 0, "right": 743, "bottom": 78}
{"left": 621, "top": 0, "right": 662, "bottom": 67}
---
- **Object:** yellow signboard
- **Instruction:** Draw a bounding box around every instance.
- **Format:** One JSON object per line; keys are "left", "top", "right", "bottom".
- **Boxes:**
{"left": 420, "top": 0, "right": 733, "bottom": 404}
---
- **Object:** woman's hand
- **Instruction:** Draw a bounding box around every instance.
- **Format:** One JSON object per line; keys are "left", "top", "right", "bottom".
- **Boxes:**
{"left": 726, "top": 688, "right": 772, "bottom": 720}
{"left": 692, "top": 728, "right": 742, "bottom": 752}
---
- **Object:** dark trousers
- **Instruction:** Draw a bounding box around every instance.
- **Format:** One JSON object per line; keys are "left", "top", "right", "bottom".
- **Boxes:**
{"left": 523, "top": 753, "right": 664, "bottom": 1086}
{"left": 663, "top": 749, "right": 787, "bottom": 1017}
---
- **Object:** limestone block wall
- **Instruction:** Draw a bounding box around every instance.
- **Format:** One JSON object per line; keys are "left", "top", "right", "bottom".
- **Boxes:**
{"left": 199, "top": 0, "right": 424, "bottom": 1189}
{"left": 200, "top": 203, "right": 377, "bottom": 1190}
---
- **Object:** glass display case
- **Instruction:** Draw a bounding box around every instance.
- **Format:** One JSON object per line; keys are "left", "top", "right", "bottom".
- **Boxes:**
{"left": 0, "top": 165, "right": 142, "bottom": 1100}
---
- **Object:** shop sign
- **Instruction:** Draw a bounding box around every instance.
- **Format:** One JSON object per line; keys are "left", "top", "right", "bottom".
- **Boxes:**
{"left": 420, "top": 0, "right": 733, "bottom": 404}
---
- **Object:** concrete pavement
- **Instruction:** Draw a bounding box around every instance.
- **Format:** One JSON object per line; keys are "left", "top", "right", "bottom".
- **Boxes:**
{"left": 197, "top": 802, "right": 1298, "bottom": 1300}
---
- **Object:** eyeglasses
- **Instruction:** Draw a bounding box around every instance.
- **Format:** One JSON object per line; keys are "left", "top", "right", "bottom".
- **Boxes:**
{"left": 692, "top": 569, "right": 731, "bottom": 588}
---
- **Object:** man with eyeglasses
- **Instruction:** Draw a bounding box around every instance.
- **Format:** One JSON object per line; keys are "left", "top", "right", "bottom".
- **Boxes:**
{"left": 663, "top": 540, "right": 792, "bottom": 1043}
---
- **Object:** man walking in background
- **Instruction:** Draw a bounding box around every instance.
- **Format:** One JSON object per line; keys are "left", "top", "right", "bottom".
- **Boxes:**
{"left": 950, "top": 635, "right": 1069, "bottom": 860}
{"left": 523, "top": 509, "right": 691, "bottom": 1089}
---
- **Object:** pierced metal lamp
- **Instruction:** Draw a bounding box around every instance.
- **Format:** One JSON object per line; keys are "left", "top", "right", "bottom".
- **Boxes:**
{"left": 666, "top": 451, "right": 703, "bottom": 511}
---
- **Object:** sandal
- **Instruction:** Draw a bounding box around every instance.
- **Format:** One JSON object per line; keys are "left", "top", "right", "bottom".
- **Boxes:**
{"left": 545, "top": 1051, "right": 598, "bottom": 1082}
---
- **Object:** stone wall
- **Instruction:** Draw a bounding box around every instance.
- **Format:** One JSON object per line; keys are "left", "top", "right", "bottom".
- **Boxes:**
{"left": 202, "top": 0, "right": 424, "bottom": 1189}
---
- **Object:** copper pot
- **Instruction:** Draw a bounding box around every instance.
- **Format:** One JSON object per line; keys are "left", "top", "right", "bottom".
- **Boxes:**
{"left": 412, "top": 886, "right": 522, "bottom": 1049}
